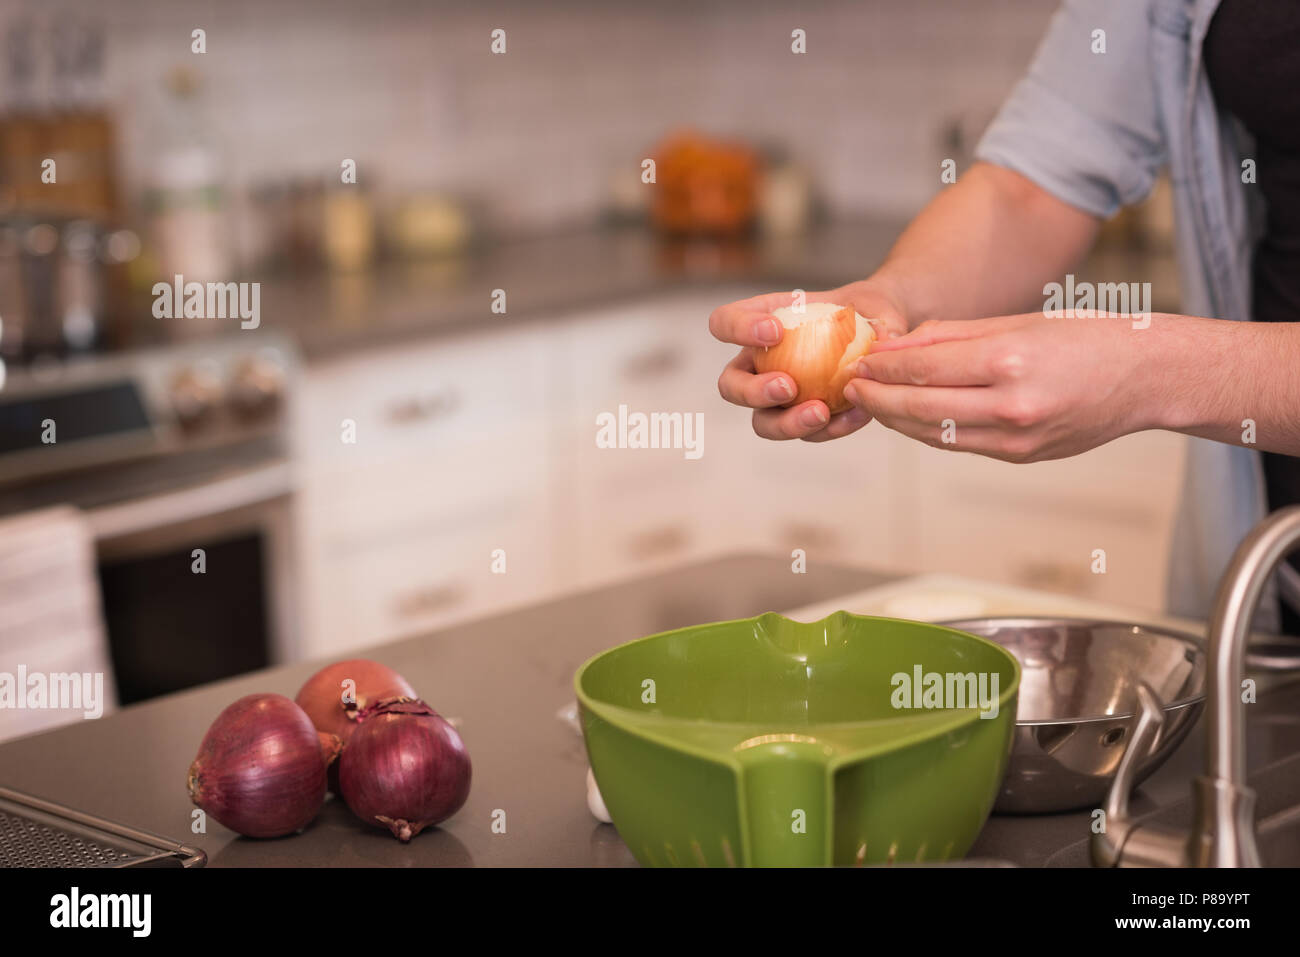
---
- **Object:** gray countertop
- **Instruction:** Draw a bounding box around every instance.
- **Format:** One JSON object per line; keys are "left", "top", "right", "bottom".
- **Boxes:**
{"left": 266, "top": 220, "right": 906, "bottom": 362}
{"left": 119, "top": 220, "right": 906, "bottom": 362}
{"left": 0, "top": 554, "right": 891, "bottom": 867}
{"left": 116, "top": 219, "right": 1180, "bottom": 363}
{"left": 7, "top": 552, "right": 1294, "bottom": 867}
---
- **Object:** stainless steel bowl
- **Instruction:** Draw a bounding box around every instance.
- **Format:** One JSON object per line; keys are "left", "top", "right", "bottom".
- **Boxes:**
{"left": 940, "top": 617, "right": 1207, "bottom": 814}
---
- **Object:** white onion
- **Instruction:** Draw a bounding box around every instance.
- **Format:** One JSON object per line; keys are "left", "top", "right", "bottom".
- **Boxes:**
{"left": 753, "top": 303, "right": 876, "bottom": 413}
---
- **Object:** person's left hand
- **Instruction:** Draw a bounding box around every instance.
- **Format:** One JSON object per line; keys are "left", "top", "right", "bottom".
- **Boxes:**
{"left": 842, "top": 313, "right": 1159, "bottom": 463}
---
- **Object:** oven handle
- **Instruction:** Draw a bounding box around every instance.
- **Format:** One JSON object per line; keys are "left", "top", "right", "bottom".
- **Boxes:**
{"left": 85, "top": 462, "right": 294, "bottom": 542}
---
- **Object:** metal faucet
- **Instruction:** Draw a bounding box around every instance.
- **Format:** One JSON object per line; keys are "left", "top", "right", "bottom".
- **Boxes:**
{"left": 1093, "top": 505, "right": 1300, "bottom": 867}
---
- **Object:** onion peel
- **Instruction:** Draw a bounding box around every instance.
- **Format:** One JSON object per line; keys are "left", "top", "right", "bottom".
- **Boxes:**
{"left": 752, "top": 302, "right": 877, "bottom": 413}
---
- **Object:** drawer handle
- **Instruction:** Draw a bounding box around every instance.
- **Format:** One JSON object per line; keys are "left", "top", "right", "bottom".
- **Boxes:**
{"left": 1016, "top": 560, "right": 1089, "bottom": 594}
{"left": 625, "top": 525, "right": 689, "bottom": 560}
{"left": 386, "top": 390, "right": 459, "bottom": 425}
{"left": 392, "top": 582, "right": 468, "bottom": 618}
{"left": 778, "top": 522, "right": 841, "bottom": 551}
{"left": 620, "top": 346, "right": 683, "bottom": 382}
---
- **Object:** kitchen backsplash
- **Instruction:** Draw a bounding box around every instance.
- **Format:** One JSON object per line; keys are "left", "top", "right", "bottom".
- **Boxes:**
{"left": 39, "top": 0, "right": 1055, "bottom": 233}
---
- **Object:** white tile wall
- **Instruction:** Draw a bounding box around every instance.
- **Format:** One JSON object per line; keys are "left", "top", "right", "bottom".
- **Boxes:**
{"left": 25, "top": 0, "right": 1057, "bottom": 229}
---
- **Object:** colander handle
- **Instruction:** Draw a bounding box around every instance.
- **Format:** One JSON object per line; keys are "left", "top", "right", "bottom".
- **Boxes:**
{"left": 736, "top": 740, "right": 831, "bottom": 867}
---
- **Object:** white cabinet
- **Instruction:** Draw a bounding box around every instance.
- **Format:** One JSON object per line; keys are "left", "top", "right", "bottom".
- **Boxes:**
{"left": 724, "top": 421, "right": 909, "bottom": 570}
{"left": 555, "top": 293, "right": 739, "bottom": 587}
{"left": 299, "top": 324, "right": 552, "bottom": 476}
{"left": 294, "top": 289, "right": 1190, "bottom": 656}
{"left": 895, "top": 430, "right": 1187, "bottom": 611}
{"left": 295, "top": 326, "right": 560, "bottom": 655}
{"left": 307, "top": 502, "right": 557, "bottom": 657}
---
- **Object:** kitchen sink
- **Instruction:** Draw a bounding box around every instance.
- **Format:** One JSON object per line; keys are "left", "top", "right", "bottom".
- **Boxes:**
{"left": 1254, "top": 752, "right": 1300, "bottom": 867}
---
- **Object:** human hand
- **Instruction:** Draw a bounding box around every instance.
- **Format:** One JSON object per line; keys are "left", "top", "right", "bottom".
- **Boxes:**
{"left": 842, "top": 313, "right": 1158, "bottom": 462}
{"left": 711, "top": 281, "right": 908, "bottom": 442}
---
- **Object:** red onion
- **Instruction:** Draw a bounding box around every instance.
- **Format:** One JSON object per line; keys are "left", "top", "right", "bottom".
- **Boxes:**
{"left": 339, "top": 698, "right": 471, "bottom": 842}
{"left": 187, "top": 694, "right": 327, "bottom": 838}
{"left": 295, "top": 659, "right": 416, "bottom": 746}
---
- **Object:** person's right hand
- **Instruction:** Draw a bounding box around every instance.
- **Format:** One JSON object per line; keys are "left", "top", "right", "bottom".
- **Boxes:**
{"left": 710, "top": 281, "right": 908, "bottom": 442}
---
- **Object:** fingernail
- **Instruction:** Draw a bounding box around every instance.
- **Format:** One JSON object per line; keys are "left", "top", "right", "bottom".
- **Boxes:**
{"left": 843, "top": 383, "right": 858, "bottom": 405}
{"left": 854, "top": 359, "right": 874, "bottom": 379}
{"left": 766, "top": 377, "right": 795, "bottom": 402}
{"left": 801, "top": 405, "right": 829, "bottom": 427}
{"left": 755, "top": 318, "right": 781, "bottom": 344}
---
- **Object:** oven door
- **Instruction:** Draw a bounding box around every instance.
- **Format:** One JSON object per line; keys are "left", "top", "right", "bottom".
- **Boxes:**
{"left": 87, "top": 463, "right": 298, "bottom": 705}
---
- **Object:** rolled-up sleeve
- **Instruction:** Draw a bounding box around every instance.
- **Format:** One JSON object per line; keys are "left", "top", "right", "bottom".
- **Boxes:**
{"left": 975, "top": 0, "right": 1167, "bottom": 218}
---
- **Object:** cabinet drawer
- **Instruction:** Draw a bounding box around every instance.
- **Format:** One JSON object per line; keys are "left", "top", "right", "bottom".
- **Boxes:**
{"left": 910, "top": 494, "right": 1174, "bottom": 610}
{"left": 299, "top": 326, "right": 552, "bottom": 471}
{"left": 560, "top": 294, "right": 737, "bottom": 414}
{"left": 299, "top": 430, "right": 551, "bottom": 544}
{"left": 735, "top": 422, "right": 901, "bottom": 490}
{"left": 307, "top": 516, "right": 556, "bottom": 655}
{"left": 907, "top": 432, "right": 1187, "bottom": 517}
{"left": 894, "top": 432, "right": 1186, "bottom": 590}
{"left": 567, "top": 473, "right": 723, "bottom": 586}
{"left": 724, "top": 425, "right": 904, "bottom": 568}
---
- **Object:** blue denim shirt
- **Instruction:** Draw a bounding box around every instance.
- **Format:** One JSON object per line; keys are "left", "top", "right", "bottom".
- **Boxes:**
{"left": 974, "top": 0, "right": 1281, "bottom": 628}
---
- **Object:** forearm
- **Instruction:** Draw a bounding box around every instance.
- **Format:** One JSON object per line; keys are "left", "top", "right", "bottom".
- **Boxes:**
{"left": 1146, "top": 315, "right": 1300, "bottom": 456}
{"left": 865, "top": 163, "right": 1101, "bottom": 328}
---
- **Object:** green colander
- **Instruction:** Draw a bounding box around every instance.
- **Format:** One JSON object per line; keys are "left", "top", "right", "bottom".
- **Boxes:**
{"left": 575, "top": 611, "right": 1020, "bottom": 867}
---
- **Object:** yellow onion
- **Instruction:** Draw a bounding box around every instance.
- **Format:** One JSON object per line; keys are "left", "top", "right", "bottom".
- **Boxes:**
{"left": 752, "top": 302, "right": 876, "bottom": 414}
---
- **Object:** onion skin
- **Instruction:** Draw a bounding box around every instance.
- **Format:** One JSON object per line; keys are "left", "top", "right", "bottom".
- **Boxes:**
{"left": 339, "top": 698, "right": 471, "bottom": 842}
{"left": 297, "top": 660, "right": 416, "bottom": 793}
{"left": 752, "top": 304, "right": 876, "bottom": 414}
{"left": 319, "top": 731, "right": 343, "bottom": 769}
{"left": 295, "top": 659, "right": 417, "bottom": 746}
{"left": 187, "top": 694, "right": 327, "bottom": 839}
